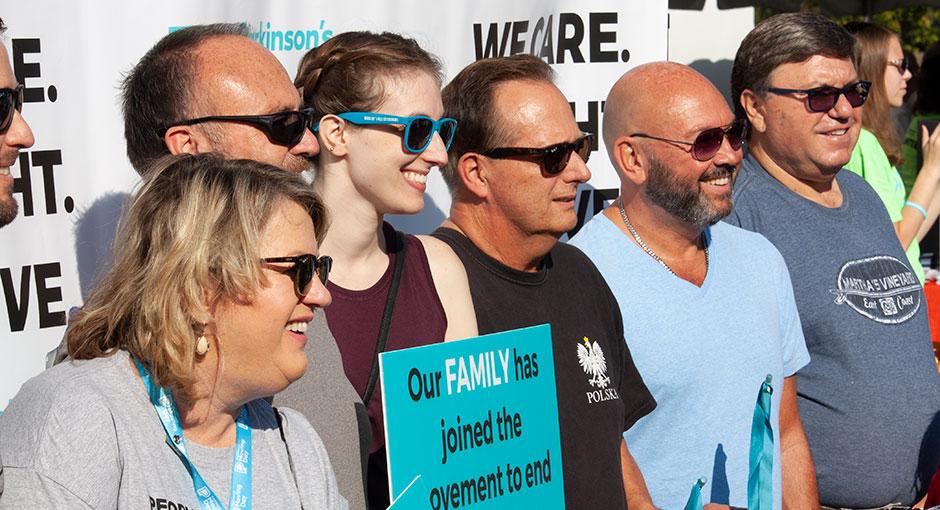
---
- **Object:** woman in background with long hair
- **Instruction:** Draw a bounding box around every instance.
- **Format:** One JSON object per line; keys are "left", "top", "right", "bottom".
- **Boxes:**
{"left": 845, "top": 22, "right": 940, "bottom": 283}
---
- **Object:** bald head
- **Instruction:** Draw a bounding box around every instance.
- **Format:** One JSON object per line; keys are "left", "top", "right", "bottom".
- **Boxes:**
{"left": 603, "top": 62, "right": 730, "bottom": 151}
{"left": 123, "top": 23, "right": 252, "bottom": 173}
{"left": 192, "top": 36, "right": 296, "bottom": 116}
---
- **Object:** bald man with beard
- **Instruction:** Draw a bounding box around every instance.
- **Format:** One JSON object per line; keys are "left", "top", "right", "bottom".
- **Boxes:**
{"left": 571, "top": 62, "right": 818, "bottom": 509}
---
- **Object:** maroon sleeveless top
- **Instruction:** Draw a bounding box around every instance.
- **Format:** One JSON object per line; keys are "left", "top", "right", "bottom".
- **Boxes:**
{"left": 326, "top": 222, "right": 447, "bottom": 452}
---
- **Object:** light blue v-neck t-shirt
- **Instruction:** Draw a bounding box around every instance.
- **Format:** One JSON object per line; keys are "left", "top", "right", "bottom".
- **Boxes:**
{"left": 571, "top": 215, "right": 809, "bottom": 509}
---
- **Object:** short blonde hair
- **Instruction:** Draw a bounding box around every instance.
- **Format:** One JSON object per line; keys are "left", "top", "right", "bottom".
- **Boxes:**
{"left": 67, "top": 153, "right": 326, "bottom": 403}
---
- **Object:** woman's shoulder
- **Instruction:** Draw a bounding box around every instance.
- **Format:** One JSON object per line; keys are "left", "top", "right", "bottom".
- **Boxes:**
{"left": 0, "top": 355, "right": 129, "bottom": 505}
{"left": 414, "top": 234, "right": 462, "bottom": 267}
{"left": 853, "top": 127, "right": 889, "bottom": 158}
{"left": 2, "top": 353, "right": 131, "bottom": 430}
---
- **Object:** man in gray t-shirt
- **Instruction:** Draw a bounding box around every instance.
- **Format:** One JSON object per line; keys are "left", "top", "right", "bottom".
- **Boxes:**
{"left": 726, "top": 13, "right": 940, "bottom": 508}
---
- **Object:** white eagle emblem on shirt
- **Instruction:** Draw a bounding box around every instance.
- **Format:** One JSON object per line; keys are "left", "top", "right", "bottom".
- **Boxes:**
{"left": 577, "top": 336, "right": 610, "bottom": 389}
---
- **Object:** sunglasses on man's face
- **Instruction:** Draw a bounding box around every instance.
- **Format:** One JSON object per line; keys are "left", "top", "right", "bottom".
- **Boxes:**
{"left": 166, "top": 108, "right": 315, "bottom": 147}
{"left": 767, "top": 80, "right": 871, "bottom": 113}
{"left": 261, "top": 254, "right": 332, "bottom": 297}
{"left": 631, "top": 118, "right": 748, "bottom": 162}
{"left": 482, "top": 133, "right": 594, "bottom": 175}
{"left": 317, "top": 112, "right": 457, "bottom": 154}
{"left": 0, "top": 84, "right": 24, "bottom": 133}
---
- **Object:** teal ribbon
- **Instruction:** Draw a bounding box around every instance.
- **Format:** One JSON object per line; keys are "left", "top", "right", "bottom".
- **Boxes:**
{"left": 683, "top": 477, "right": 707, "bottom": 510}
{"left": 747, "top": 374, "right": 774, "bottom": 510}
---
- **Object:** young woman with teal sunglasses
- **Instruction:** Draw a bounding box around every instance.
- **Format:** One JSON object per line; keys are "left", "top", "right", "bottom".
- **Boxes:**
{"left": 293, "top": 31, "right": 478, "bottom": 510}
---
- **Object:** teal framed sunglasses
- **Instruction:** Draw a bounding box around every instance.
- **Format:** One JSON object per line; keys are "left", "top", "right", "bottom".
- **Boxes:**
{"left": 316, "top": 112, "right": 457, "bottom": 153}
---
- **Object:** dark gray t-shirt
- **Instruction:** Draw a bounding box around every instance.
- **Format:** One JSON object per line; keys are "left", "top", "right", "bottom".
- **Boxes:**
{"left": 726, "top": 154, "right": 940, "bottom": 507}
{"left": 0, "top": 350, "right": 348, "bottom": 509}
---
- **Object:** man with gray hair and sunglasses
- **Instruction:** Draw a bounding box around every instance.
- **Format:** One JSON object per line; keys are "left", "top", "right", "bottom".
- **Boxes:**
{"left": 432, "top": 54, "right": 656, "bottom": 509}
{"left": 571, "top": 61, "right": 817, "bottom": 509}
{"left": 727, "top": 13, "right": 940, "bottom": 509}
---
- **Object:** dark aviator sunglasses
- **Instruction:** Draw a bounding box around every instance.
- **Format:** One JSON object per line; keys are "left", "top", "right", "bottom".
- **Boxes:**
{"left": 262, "top": 254, "right": 332, "bottom": 297}
{"left": 631, "top": 118, "right": 748, "bottom": 162}
{"left": 482, "top": 133, "right": 593, "bottom": 175}
{"left": 0, "top": 84, "right": 24, "bottom": 133}
{"left": 165, "top": 108, "right": 316, "bottom": 147}
{"left": 767, "top": 80, "right": 871, "bottom": 113}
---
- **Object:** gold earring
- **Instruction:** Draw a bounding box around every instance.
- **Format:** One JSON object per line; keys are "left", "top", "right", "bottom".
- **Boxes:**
{"left": 328, "top": 145, "right": 335, "bottom": 152}
{"left": 195, "top": 335, "right": 209, "bottom": 356}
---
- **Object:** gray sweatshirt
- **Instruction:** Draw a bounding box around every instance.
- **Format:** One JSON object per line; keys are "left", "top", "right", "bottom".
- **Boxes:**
{"left": 0, "top": 350, "right": 348, "bottom": 509}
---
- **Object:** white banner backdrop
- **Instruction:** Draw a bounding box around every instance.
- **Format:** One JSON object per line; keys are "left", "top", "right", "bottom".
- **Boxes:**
{"left": 0, "top": 1, "right": 668, "bottom": 411}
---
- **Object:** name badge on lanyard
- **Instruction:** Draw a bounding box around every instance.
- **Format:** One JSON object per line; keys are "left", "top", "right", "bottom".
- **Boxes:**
{"left": 133, "top": 357, "right": 253, "bottom": 510}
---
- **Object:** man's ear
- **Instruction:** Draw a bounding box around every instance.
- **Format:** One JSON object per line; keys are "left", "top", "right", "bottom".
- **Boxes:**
{"left": 317, "top": 115, "right": 349, "bottom": 157}
{"left": 456, "top": 153, "right": 489, "bottom": 199}
{"left": 740, "top": 89, "right": 767, "bottom": 134}
{"left": 612, "top": 136, "right": 648, "bottom": 187}
{"left": 165, "top": 125, "right": 211, "bottom": 156}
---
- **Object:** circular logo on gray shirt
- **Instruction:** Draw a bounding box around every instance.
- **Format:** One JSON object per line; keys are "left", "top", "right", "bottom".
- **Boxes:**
{"left": 829, "top": 255, "right": 922, "bottom": 324}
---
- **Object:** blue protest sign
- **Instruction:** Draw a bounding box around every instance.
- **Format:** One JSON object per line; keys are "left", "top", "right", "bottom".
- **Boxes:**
{"left": 380, "top": 324, "right": 564, "bottom": 509}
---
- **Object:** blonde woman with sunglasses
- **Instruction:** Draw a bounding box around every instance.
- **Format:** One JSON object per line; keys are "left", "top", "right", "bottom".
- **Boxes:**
{"left": 0, "top": 154, "right": 346, "bottom": 508}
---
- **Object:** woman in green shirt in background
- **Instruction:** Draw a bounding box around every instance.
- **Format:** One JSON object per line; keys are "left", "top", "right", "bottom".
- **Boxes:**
{"left": 845, "top": 22, "right": 940, "bottom": 283}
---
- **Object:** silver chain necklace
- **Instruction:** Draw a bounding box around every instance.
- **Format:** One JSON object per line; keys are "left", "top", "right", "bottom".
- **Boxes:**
{"left": 616, "top": 196, "right": 708, "bottom": 276}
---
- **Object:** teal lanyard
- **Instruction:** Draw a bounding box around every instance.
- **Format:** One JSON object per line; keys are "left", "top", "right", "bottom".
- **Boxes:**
{"left": 133, "top": 358, "right": 253, "bottom": 510}
{"left": 684, "top": 477, "right": 707, "bottom": 510}
{"left": 747, "top": 375, "right": 774, "bottom": 510}
{"left": 684, "top": 376, "right": 775, "bottom": 509}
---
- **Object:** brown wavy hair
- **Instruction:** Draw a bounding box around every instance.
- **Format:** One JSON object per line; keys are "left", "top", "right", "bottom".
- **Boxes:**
{"left": 66, "top": 153, "right": 327, "bottom": 404}
{"left": 294, "top": 31, "right": 443, "bottom": 171}
{"left": 845, "top": 21, "right": 903, "bottom": 166}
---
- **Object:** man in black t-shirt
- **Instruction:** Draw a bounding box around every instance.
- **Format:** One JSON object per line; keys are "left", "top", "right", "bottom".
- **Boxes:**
{"left": 432, "top": 54, "right": 657, "bottom": 510}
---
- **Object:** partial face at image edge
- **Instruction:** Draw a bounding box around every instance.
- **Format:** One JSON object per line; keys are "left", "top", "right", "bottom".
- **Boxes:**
{"left": 0, "top": 40, "right": 36, "bottom": 228}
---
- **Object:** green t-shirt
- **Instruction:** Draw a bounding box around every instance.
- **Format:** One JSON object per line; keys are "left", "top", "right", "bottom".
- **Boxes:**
{"left": 846, "top": 127, "right": 925, "bottom": 282}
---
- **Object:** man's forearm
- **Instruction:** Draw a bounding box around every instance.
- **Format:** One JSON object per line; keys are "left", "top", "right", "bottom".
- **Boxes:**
{"left": 621, "top": 439, "right": 659, "bottom": 510}
{"left": 780, "top": 376, "right": 819, "bottom": 509}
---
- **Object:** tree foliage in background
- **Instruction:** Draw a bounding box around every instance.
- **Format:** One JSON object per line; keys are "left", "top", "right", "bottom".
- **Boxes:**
{"left": 756, "top": 4, "right": 940, "bottom": 56}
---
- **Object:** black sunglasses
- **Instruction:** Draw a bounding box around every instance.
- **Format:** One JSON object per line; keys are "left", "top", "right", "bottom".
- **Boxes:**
{"left": 166, "top": 108, "right": 315, "bottom": 147}
{"left": 261, "top": 254, "right": 332, "bottom": 297}
{"left": 631, "top": 118, "right": 748, "bottom": 162}
{"left": 0, "top": 84, "right": 24, "bottom": 133}
{"left": 888, "top": 56, "right": 909, "bottom": 75}
{"left": 481, "top": 133, "right": 593, "bottom": 175}
{"left": 767, "top": 80, "right": 871, "bottom": 113}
